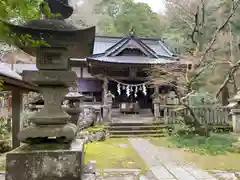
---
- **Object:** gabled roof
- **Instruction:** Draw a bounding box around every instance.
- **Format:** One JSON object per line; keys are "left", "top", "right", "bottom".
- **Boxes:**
{"left": 104, "top": 36, "right": 159, "bottom": 58}
{"left": 87, "top": 34, "right": 178, "bottom": 65}
{"left": 93, "top": 35, "right": 175, "bottom": 58}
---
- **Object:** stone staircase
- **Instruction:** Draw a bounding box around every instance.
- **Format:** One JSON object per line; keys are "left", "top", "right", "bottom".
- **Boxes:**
{"left": 107, "top": 108, "right": 171, "bottom": 138}
{"left": 106, "top": 121, "right": 171, "bottom": 138}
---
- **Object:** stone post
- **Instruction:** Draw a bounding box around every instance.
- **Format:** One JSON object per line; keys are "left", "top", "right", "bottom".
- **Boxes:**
{"left": 105, "top": 91, "right": 114, "bottom": 121}
{"left": 227, "top": 91, "right": 240, "bottom": 134}
{"left": 231, "top": 109, "right": 240, "bottom": 133}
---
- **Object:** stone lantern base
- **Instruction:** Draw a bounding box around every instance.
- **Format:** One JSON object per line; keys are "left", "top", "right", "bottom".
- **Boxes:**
{"left": 231, "top": 109, "right": 240, "bottom": 133}
{"left": 5, "top": 139, "right": 85, "bottom": 180}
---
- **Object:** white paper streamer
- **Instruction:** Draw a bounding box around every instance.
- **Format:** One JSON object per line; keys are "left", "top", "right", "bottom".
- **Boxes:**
{"left": 117, "top": 83, "right": 121, "bottom": 95}
{"left": 134, "top": 86, "right": 138, "bottom": 97}
{"left": 126, "top": 85, "right": 130, "bottom": 97}
{"left": 142, "top": 84, "right": 147, "bottom": 95}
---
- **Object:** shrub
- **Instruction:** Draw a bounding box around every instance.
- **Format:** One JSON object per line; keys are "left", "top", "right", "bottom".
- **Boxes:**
{"left": 20, "top": 111, "right": 35, "bottom": 128}
{"left": 169, "top": 133, "right": 238, "bottom": 155}
{"left": 0, "top": 117, "right": 11, "bottom": 152}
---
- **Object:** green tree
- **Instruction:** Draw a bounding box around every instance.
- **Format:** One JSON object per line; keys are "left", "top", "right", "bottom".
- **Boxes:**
{"left": 0, "top": 0, "right": 41, "bottom": 41}
{"left": 95, "top": 0, "right": 165, "bottom": 37}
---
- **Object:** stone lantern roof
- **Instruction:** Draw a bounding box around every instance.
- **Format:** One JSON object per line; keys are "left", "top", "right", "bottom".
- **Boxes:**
{"left": 3, "top": 0, "right": 95, "bottom": 58}
{"left": 227, "top": 91, "right": 240, "bottom": 108}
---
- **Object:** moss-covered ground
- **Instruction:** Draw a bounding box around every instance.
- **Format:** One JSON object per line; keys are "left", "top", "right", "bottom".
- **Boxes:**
{"left": 149, "top": 134, "right": 240, "bottom": 172}
{"left": 84, "top": 138, "right": 148, "bottom": 173}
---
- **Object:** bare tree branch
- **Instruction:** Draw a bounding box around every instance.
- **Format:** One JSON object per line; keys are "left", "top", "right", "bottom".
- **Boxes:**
{"left": 199, "top": 0, "right": 240, "bottom": 64}
{"left": 216, "top": 59, "right": 240, "bottom": 98}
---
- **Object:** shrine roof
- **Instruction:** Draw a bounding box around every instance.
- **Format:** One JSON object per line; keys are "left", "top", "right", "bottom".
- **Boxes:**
{"left": 88, "top": 56, "right": 176, "bottom": 64}
{"left": 93, "top": 36, "right": 174, "bottom": 57}
{"left": 86, "top": 34, "right": 179, "bottom": 65}
{"left": 0, "top": 63, "right": 37, "bottom": 92}
{"left": 4, "top": 64, "right": 37, "bottom": 74}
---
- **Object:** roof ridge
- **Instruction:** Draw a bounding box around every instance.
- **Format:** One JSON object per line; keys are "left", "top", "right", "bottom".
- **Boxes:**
{"left": 104, "top": 35, "right": 159, "bottom": 58}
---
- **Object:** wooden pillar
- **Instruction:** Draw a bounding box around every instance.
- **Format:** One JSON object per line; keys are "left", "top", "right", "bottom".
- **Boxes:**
{"left": 102, "top": 76, "right": 108, "bottom": 105}
{"left": 12, "top": 90, "right": 22, "bottom": 149}
{"left": 102, "top": 76, "right": 109, "bottom": 121}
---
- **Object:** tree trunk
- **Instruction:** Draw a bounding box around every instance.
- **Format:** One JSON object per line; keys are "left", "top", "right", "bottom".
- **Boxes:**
{"left": 221, "top": 85, "right": 229, "bottom": 106}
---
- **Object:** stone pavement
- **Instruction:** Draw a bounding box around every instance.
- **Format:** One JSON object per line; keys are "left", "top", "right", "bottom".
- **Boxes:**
{"left": 129, "top": 138, "right": 217, "bottom": 180}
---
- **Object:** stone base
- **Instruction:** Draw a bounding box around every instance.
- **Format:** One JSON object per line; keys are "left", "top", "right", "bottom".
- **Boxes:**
{"left": 18, "top": 123, "right": 77, "bottom": 143}
{"left": 64, "top": 108, "right": 81, "bottom": 125}
{"left": 6, "top": 139, "right": 85, "bottom": 180}
{"left": 232, "top": 114, "right": 240, "bottom": 133}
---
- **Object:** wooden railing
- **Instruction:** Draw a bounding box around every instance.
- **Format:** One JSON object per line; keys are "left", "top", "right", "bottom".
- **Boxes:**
{"left": 158, "top": 105, "right": 230, "bottom": 125}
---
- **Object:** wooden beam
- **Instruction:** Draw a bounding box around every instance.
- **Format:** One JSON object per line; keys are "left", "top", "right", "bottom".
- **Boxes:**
{"left": 3, "top": 83, "right": 32, "bottom": 93}
{"left": 0, "top": 75, "right": 37, "bottom": 92}
{"left": 11, "top": 90, "right": 22, "bottom": 149}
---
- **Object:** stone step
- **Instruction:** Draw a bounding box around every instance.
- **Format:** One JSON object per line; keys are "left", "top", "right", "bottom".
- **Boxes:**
{"left": 109, "top": 134, "right": 167, "bottom": 138}
{"left": 106, "top": 125, "right": 169, "bottom": 131}
{"left": 109, "top": 130, "right": 166, "bottom": 135}
{"left": 108, "top": 122, "right": 166, "bottom": 127}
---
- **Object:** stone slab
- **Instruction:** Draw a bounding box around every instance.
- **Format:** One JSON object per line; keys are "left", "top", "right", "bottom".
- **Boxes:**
{"left": 164, "top": 162, "right": 197, "bottom": 180}
{"left": 183, "top": 164, "right": 217, "bottom": 179}
{"left": 23, "top": 70, "right": 77, "bottom": 86}
{"left": 6, "top": 139, "right": 85, "bottom": 180}
{"left": 18, "top": 123, "right": 77, "bottom": 143}
{"left": 150, "top": 166, "right": 175, "bottom": 179}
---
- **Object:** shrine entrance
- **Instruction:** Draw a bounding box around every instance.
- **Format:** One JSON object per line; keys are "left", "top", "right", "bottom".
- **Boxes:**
{"left": 108, "top": 80, "right": 154, "bottom": 117}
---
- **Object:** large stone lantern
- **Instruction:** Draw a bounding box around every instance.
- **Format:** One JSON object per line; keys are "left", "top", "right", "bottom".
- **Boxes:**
{"left": 227, "top": 91, "right": 240, "bottom": 133}
{"left": 4, "top": 0, "right": 95, "bottom": 179}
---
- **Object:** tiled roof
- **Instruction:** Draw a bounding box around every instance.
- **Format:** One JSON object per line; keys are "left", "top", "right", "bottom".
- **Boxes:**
{"left": 0, "top": 63, "right": 22, "bottom": 80}
{"left": 93, "top": 36, "right": 174, "bottom": 57}
{"left": 87, "top": 35, "right": 178, "bottom": 65}
{"left": 89, "top": 56, "right": 176, "bottom": 64}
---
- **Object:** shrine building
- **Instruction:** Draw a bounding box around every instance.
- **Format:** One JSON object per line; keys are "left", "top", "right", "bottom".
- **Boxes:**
{"left": 9, "top": 33, "right": 191, "bottom": 114}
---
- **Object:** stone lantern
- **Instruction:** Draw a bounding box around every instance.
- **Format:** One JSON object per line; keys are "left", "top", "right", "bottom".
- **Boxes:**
{"left": 227, "top": 91, "right": 240, "bottom": 133}
{"left": 4, "top": 0, "right": 95, "bottom": 179}
{"left": 64, "top": 87, "right": 85, "bottom": 125}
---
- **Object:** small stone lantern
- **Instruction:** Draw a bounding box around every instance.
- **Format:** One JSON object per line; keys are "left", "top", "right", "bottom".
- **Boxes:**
{"left": 227, "top": 91, "right": 240, "bottom": 133}
{"left": 64, "top": 87, "right": 85, "bottom": 125}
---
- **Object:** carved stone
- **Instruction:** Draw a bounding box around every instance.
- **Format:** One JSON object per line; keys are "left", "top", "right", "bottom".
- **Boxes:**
{"left": 18, "top": 123, "right": 77, "bottom": 143}
{"left": 36, "top": 48, "right": 69, "bottom": 70}
{"left": 23, "top": 70, "right": 77, "bottom": 86}
{"left": 6, "top": 139, "right": 85, "bottom": 180}
{"left": 31, "top": 86, "right": 70, "bottom": 125}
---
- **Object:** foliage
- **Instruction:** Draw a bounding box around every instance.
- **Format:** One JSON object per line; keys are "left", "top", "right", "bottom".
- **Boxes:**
{"left": 150, "top": 137, "right": 240, "bottom": 171}
{"left": 169, "top": 134, "right": 238, "bottom": 155}
{"left": 20, "top": 110, "right": 35, "bottom": 128}
{"left": 0, "top": 0, "right": 42, "bottom": 42}
{"left": 85, "top": 125, "right": 106, "bottom": 134}
{"left": 95, "top": 0, "right": 166, "bottom": 37}
{"left": 0, "top": 117, "right": 11, "bottom": 139}
{"left": 188, "top": 92, "right": 217, "bottom": 106}
{"left": 0, "top": 117, "right": 11, "bottom": 153}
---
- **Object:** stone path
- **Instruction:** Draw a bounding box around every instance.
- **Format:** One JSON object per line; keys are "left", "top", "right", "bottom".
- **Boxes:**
{"left": 129, "top": 138, "right": 217, "bottom": 180}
